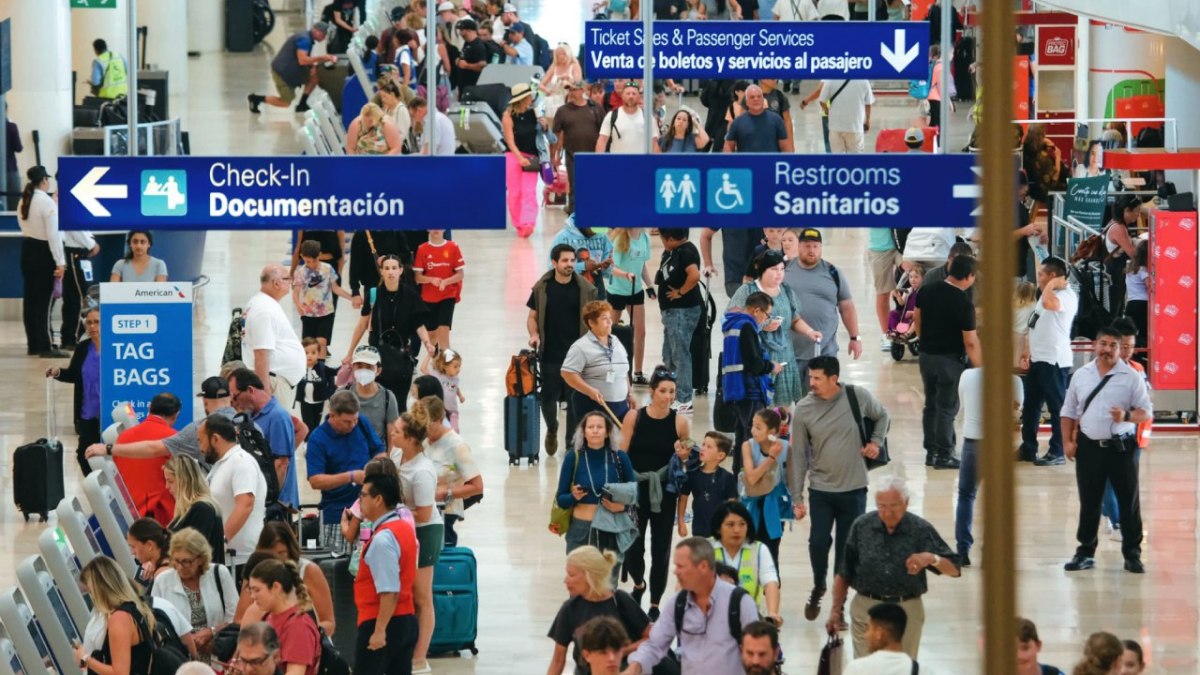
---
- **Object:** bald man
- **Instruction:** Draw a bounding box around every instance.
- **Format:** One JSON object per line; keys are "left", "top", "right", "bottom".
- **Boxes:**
{"left": 243, "top": 264, "right": 306, "bottom": 411}
{"left": 724, "top": 85, "right": 791, "bottom": 154}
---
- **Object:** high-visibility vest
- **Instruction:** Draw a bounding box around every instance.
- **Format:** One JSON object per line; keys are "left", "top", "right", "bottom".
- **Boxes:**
{"left": 713, "top": 540, "right": 762, "bottom": 603}
{"left": 96, "top": 51, "right": 127, "bottom": 99}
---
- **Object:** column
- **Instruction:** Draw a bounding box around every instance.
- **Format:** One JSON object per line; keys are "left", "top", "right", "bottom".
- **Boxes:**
{"left": 188, "top": 0, "right": 223, "bottom": 54}
{"left": 0, "top": 0, "right": 74, "bottom": 174}
{"left": 138, "top": 0, "right": 189, "bottom": 101}
{"left": 71, "top": 0, "right": 129, "bottom": 103}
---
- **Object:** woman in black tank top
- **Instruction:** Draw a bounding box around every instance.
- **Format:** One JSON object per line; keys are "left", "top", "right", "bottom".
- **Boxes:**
{"left": 618, "top": 367, "right": 692, "bottom": 619}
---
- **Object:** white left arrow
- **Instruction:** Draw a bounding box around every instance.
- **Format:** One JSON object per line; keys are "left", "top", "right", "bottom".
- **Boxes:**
{"left": 880, "top": 29, "right": 920, "bottom": 73}
{"left": 71, "top": 167, "right": 128, "bottom": 217}
{"left": 953, "top": 166, "right": 983, "bottom": 216}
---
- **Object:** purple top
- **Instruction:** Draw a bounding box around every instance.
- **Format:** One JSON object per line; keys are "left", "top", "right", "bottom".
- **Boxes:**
{"left": 6, "top": 121, "right": 21, "bottom": 173}
{"left": 81, "top": 343, "right": 101, "bottom": 420}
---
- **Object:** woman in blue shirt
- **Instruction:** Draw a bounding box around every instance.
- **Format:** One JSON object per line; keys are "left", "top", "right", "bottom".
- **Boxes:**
{"left": 556, "top": 411, "right": 635, "bottom": 555}
{"left": 607, "top": 228, "right": 655, "bottom": 384}
{"left": 658, "top": 109, "right": 710, "bottom": 153}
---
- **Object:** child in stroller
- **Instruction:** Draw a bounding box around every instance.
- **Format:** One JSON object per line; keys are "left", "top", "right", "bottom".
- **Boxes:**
{"left": 887, "top": 264, "right": 925, "bottom": 361}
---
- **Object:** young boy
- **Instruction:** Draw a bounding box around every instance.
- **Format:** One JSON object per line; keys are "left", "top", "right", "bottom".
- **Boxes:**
{"left": 295, "top": 338, "right": 337, "bottom": 437}
{"left": 292, "top": 239, "right": 353, "bottom": 359}
{"left": 677, "top": 432, "right": 738, "bottom": 538}
{"left": 1016, "top": 617, "right": 1065, "bottom": 675}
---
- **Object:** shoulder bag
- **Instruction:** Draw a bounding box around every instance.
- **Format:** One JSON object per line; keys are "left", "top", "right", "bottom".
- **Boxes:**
{"left": 549, "top": 451, "right": 581, "bottom": 536}
{"left": 847, "top": 385, "right": 890, "bottom": 470}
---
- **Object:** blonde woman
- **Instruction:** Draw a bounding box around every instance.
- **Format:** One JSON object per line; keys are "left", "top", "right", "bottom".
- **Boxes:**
{"left": 546, "top": 546, "right": 650, "bottom": 675}
{"left": 607, "top": 228, "right": 655, "bottom": 384}
{"left": 346, "top": 102, "right": 403, "bottom": 155}
{"left": 164, "top": 455, "right": 226, "bottom": 566}
{"left": 151, "top": 528, "right": 238, "bottom": 663}
{"left": 502, "top": 82, "right": 546, "bottom": 237}
{"left": 539, "top": 44, "right": 582, "bottom": 121}
{"left": 422, "top": 395, "right": 483, "bottom": 547}
{"left": 74, "top": 556, "right": 160, "bottom": 674}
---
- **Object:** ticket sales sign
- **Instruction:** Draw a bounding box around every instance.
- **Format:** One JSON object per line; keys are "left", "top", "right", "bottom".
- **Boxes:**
{"left": 585, "top": 20, "right": 929, "bottom": 80}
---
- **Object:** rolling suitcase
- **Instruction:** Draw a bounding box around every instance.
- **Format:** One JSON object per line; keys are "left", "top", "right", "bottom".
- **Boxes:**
{"left": 690, "top": 281, "right": 717, "bottom": 394}
{"left": 504, "top": 394, "right": 540, "bottom": 466}
{"left": 318, "top": 556, "right": 359, "bottom": 668}
{"left": 14, "top": 380, "right": 66, "bottom": 522}
{"left": 459, "top": 83, "right": 510, "bottom": 118}
{"left": 429, "top": 546, "right": 479, "bottom": 656}
{"left": 448, "top": 102, "right": 506, "bottom": 154}
{"left": 613, "top": 322, "right": 634, "bottom": 378}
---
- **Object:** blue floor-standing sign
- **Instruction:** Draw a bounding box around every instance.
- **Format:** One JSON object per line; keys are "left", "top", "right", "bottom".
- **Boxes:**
{"left": 574, "top": 153, "right": 980, "bottom": 229}
{"left": 57, "top": 156, "right": 506, "bottom": 231}
{"left": 99, "top": 283, "right": 193, "bottom": 428}
{"left": 585, "top": 20, "right": 929, "bottom": 79}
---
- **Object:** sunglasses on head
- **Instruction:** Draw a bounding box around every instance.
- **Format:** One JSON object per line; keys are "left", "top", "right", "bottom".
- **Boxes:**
{"left": 652, "top": 367, "right": 677, "bottom": 381}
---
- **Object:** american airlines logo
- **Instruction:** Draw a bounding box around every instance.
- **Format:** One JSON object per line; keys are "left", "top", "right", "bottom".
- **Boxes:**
{"left": 1045, "top": 37, "right": 1069, "bottom": 55}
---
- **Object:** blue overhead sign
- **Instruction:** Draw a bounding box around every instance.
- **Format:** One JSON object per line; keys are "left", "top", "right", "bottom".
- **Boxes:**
{"left": 574, "top": 153, "right": 980, "bottom": 229}
{"left": 58, "top": 156, "right": 506, "bottom": 231}
{"left": 584, "top": 20, "right": 929, "bottom": 79}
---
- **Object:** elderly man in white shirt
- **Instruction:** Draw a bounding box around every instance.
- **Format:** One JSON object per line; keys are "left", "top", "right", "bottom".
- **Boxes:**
{"left": 244, "top": 263, "right": 306, "bottom": 411}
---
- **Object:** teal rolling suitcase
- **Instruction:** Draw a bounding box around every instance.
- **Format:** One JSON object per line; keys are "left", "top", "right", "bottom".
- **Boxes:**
{"left": 428, "top": 546, "right": 479, "bottom": 656}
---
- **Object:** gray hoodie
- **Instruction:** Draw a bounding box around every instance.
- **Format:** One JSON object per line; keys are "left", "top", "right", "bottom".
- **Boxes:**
{"left": 788, "top": 384, "right": 890, "bottom": 501}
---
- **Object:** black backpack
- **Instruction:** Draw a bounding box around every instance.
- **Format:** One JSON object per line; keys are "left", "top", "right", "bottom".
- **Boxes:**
{"left": 674, "top": 585, "right": 750, "bottom": 642}
{"left": 114, "top": 602, "right": 188, "bottom": 675}
{"left": 531, "top": 32, "right": 553, "bottom": 70}
{"left": 232, "top": 413, "right": 281, "bottom": 507}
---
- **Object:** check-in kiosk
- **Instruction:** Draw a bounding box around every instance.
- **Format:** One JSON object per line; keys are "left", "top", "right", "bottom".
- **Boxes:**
{"left": 0, "top": 622, "right": 30, "bottom": 675}
{"left": 15, "top": 556, "right": 83, "bottom": 672}
{"left": 81, "top": 471, "right": 138, "bottom": 575}
{"left": 37, "top": 529, "right": 92, "bottom": 629}
{"left": 54, "top": 498, "right": 103, "bottom": 567}
{"left": 87, "top": 456, "right": 139, "bottom": 526}
{"left": 0, "top": 588, "right": 63, "bottom": 673}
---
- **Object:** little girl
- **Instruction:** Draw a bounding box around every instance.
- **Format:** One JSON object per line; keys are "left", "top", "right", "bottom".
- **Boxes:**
{"left": 296, "top": 338, "right": 337, "bottom": 437}
{"left": 421, "top": 348, "right": 465, "bottom": 431}
{"left": 888, "top": 264, "right": 925, "bottom": 334}
{"left": 752, "top": 227, "right": 787, "bottom": 261}
{"left": 1013, "top": 281, "right": 1037, "bottom": 371}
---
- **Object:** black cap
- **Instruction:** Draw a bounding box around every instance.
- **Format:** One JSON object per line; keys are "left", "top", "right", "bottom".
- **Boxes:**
{"left": 26, "top": 165, "right": 49, "bottom": 185}
{"left": 390, "top": 6, "right": 406, "bottom": 21}
{"left": 197, "top": 376, "right": 230, "bottom": 399}
{"left": 456, "top": 16, "right": 478, "bottom": 30}
{"left": 798, "top": 228, "right": 822, "bottom": 243}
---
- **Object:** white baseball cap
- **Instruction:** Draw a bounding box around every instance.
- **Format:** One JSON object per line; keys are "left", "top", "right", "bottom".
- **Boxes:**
{"left": 437, "top": 1, "right": 455, "bottom": 12}
{"left": 503, "top": 3, "right": 517, "bottom": 12}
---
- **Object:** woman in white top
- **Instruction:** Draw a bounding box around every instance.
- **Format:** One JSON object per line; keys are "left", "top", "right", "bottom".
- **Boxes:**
{"left": 421, "top": 394, "right": 483, "bottom": 547}
{"left": 111, "top": 230, "right": 169, "bottom": 282}
{"left": 538, "top": 44, "right": 582, "bottom": 121}
{"left": 1124, "top": 239, "right": 1150, "bottom": 357}
{"left": 17, "top": 165, "right": 65, "bottom": 356}
{"left": 391, "top": 398, "right": 446, "bottom": 674}
{"left": 150, "top": 527, "right": 237, "bottom": 663}
{"left": 377, "top": 78, "right": 413, "bottom": 150}
{"left": 709, "top": 501, "right": 782, "bottom": 626}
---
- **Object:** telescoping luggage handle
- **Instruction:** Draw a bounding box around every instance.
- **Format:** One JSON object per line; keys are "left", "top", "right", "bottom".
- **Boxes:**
{"left": 45, "top": 377, "right": 58, "bottom": 444}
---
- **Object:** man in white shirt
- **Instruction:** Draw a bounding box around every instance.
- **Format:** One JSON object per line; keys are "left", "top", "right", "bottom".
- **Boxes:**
{"left": 412, "top": 96, "right": 457, "bottom": 156}
{"left": 244, "top": 264, "right": 305, "bottom": 411}
{"left": 595, "top": 80, "right": 660, "bottom": 155}
{"left": 842, "top": 603, "right": 918, "bottom": 675}
{"left": 820, "top": 79, "right": 874, "bottom": 153}
{"left": 61, "top": 229, "right": 99, "bottom": 349}
{"left": 200, "top": 413, "right": 266, "bottom": 571}
{"left": 1018, "top": 256, "right": 1078, "bottom": 466}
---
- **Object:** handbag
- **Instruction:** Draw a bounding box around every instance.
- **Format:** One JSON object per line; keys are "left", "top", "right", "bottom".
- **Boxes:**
{"left": 739, "top": 443, "right": 781, "bottom": 498}
{"left": 549, "top": 451, "right": 581, "bottom": 536}
{"left": 817, "top": 633, "right": 844, "bottom": 675}
{"left": 847, "top": 385, "right": 890, "bottom": 470}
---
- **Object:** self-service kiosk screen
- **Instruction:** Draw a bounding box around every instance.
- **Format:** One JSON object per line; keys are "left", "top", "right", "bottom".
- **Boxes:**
{"left": 109, "top": 497, "right": 130, "bottom": 535}
{"left": 66, "top": 555, "right": 94, "bottom": 611}
{"left": 9, "top": 653, "right": 22, "bottom": 675}
{"left": 87, "top": 515, "right": 113, "bottom": 558}
{"left": 83, "top": 522, "right": 102, "bottom": 557}
{"left": 113, "top": 476, "right": 137, "bottom": 519}
{"left": 25, "top": 618, "right": 58, "bottom": 673}
{"left": 46, "top": 585, "right": 79, "bottom": 641}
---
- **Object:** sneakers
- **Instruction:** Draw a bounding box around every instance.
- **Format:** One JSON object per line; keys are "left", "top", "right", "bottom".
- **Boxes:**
{"left": 544, "top": 429, "right": 558, "bottom": 457}
{"left": 932, "top": 454, "right": 961, "bottom": 470}
{"left": 1034, "top": 454, "right": 1066, "bottom": 466}
{"left": 1063, "top": 555, "right": 1095, "bottom": 571}
{"left": 675, "top": 402, "right": 694, "bottom": 415}
{"left": 632, "top": 372, "right": 649, "bottom": 386}
{"left": 247, "top": 93, "right": 263, "bottom": 113}
{"left": 879, "top": 335, "right": 892, "bottom": 352}
{"left": 412, "top": 663, "right": 432, "bottom": 675}
{"left": 803, "top": 586, "right": 825, "bottom": 621}
{"left": 1111, "top": 526, "right": 1123, "bottom": 542}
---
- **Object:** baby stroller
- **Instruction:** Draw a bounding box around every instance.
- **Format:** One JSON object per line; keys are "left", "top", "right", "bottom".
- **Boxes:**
{"left": 886, "top": 276, "right": 920, "bottom": 362}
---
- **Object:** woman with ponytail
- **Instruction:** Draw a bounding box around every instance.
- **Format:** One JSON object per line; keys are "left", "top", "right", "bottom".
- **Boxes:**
{"left": 17, "top": 164, "right": 66, "bottom": 357}
{"left": 246, "top": 558, "right": 322, "bottom": 675}
{"left": 126, "top": 518, "right": 172, "bottom": 592}
{"left": 1073, "top": 632, "right": 1124, "bottom": 675}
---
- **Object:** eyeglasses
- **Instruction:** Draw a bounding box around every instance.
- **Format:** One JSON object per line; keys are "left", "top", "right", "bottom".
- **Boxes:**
{"left": 679, "top": 610, "right": 709, "bottom": 637}
{"left": 229, "top": 650, "right": 275, "bottom": 671}
{"left": 171, "top": 556, "right": 199, "bottom": 567}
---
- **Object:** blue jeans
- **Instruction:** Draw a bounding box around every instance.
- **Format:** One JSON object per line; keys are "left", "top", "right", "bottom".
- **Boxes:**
{"left": 1020, "top": 362, "right": 1069, "bottom": 459}
{"left": 955, "top": 438, "right": 981, "bottom": 557}
{"left": 662, "top": 306, "right": 702, "bottom": 404}
{"left": 808, "top": 488, "right": 868, "bottom": 587}
{"left": 1100, "top": 447, "right": 1142, "bottom": 527}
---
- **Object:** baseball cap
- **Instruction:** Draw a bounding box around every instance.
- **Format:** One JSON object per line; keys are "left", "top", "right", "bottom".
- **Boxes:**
{"left": 437, "top": 1, "right": 456, "bottom": 12}
{"left": 456, "top": 16, "right": 478, "bottom": 30}
{"left": 506, "top": 21, "right": 525, "bottom": 34}
{"left": 352, "top": 345, "right": 382, "bottom": 367}
{"left": 503, "top": 3, "right": 517, "bottom": 12}
{"left": 798, "top": 228, "right": 823, "bottom": 243}
{"left": 390, "top": 6, "right": 406, "bottom": 21}
{"left": 312, "top": 21, "right": 330, "bottom": 33}
{"left": 197, "top": 376, "right": 230, "bottom": 399}
{"left": 904, "top": 127, "right": 925, "bottom": 145}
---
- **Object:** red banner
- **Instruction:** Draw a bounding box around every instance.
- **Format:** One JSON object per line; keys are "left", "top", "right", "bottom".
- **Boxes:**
{"left": 1038, "top": 25, "right": 1076, "bottom": 66}
{"left": 1150, "top": 210, "right": 1198, "bottom": 391}
{"left": 1014, "top": 56, "right": 1031, "bottom": 121}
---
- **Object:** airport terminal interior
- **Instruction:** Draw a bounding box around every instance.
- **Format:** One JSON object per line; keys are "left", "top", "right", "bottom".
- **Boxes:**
{"left": 0, "top": 0, "right": 1198, "bottom": 673}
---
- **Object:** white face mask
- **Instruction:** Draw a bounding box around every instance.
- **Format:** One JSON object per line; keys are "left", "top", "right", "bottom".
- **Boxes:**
{"left": 354, "top": 369, "right": 377, "bottom": 386}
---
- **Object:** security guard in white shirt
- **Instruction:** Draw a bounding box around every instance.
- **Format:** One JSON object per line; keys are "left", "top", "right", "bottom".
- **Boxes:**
{"left": 16, "top": 165, "right": 67, "bottom": 357}
{"left": 1061, "top": 325, "right": 1152, "bottom": 575}
{"left": 61, "top": 229, "right": 100, "bottom": 349}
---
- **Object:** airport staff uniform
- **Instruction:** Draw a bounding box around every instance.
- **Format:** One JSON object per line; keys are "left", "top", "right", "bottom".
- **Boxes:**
{"left": 61, "top": 229, "right": 98, "bottom": 347}
{"left": 18, "top": 187, "right": 64, "bottom": 354}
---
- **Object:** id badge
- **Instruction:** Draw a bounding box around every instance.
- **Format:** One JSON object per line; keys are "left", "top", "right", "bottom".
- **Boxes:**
{"left": 80, "top": 259, "right": 94, "bottom": 282}
{"left": 605, "top": 369, "right": 616, "bottom": 384}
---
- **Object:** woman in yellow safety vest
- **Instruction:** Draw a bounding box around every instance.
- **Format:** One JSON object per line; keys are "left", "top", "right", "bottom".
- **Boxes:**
{"left": 709, "top": 501, "right": 783, "bottom": 626}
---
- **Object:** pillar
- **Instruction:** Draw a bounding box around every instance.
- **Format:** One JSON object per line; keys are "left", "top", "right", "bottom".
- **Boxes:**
{"left": 0, "top": 0, "right": 74, "bottom": 175}
{"left": 1087, "top": 22, "right": 1165, "bottom": 135}
{"left": 138, "top": 0, "right": 188, "bottom": 101}
{"left": 188, "top": 0, "right": 223, "bottom": 54}
{"left": 1164, "top": 36, "right": 1200, "bottom": 192}
{"left": 71, "top": 0, "right": 129, "bottom": 103}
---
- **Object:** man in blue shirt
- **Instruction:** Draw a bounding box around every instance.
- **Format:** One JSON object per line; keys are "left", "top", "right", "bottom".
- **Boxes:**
{"left": 227, "top": 368, "right": 299, "bottom": 514}
{"left": 247, "top": 21, "right": 339, "bottom": 114}
{"left": 306, "top": 390, "right": 385, "bottom": 554}
{"left": 502, "top": 22, "right": 534, "bottom": 65}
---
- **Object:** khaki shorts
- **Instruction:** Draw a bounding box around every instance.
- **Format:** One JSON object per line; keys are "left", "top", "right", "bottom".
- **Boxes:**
{"left": 868, "top": 248, "right": 903, "bottom": 294}
{"left": 272, "top": 70, "right": 298, "bottom": 104}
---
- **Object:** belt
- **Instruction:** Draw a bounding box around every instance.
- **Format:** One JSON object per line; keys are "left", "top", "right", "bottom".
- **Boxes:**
{"left": 859, "top": 591, "right": 921, "bottom": 604}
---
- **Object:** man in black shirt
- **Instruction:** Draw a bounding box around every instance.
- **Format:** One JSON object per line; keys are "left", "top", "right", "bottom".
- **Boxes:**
{"left": 656, "top": 229, "right": 704, "bottom": 415}
{"left": 454, "top": 17, "right": 488, "bottom": 91}
{"left": 913, "top": 255, "right": 981, "bottom": 469}
{"left": 527, "top": 244, "right": 598, "bottom": 455}
{"left": 700, "top": 226, "right": 766, "bottom": 297}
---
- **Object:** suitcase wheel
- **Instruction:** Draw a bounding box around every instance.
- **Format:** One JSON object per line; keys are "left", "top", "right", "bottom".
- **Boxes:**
{"left": 22, "top": 513, "right": 29, "bottom": 523}
{"left": 509, "top": 457, "right": 519, "bottom": 466}
{"left": 530, "top": 457, "right": 539, "bottom": 466}
{"left": 468, "top": 643, "right": 479, "bottom": 655}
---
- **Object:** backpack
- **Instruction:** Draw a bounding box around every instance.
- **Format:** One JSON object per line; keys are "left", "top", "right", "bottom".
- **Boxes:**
{"left": 1069, "top": 234, "right": 1106, "bottom": 264}
{"left": 506, "top": 349, "right": 540, "bottom": 396}
{"left": 116, "top": 602, "right": 188, "bottom": 675}
{"left": 674, "top": 585, "right": 749, "bottom": 642}
{"left": 222, "top": 308, "right": 244, "bottom": 364}
{"left": 1135, "top": 125, "right": 1164, "bottom": 148}
{"left": 532, "top": 32, "right": 553, "bottom": 70}
{"left": 231, "top": 413, "right": 281, "bottom": 507}
{"left": 603, "top": 108, "right": 621, "bottom": 152}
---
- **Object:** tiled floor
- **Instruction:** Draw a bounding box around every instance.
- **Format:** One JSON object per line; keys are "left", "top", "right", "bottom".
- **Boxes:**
{"left": 0, "top": 5, "right": 1196, "bottom": 674}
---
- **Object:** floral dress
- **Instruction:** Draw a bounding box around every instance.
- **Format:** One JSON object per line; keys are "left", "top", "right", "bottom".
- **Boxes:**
{"left": 728, "top": 281, "right": 804, "bottom": 406}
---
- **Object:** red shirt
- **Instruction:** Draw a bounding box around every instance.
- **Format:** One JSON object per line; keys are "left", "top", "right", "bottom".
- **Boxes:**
{"left": 415, "top": 240, "right": 465, "bottom": 304}
{"left": 114, "top": 415, "right": 176, "bottom": 526}
{"left": 267, "top": 605, "right": 320, "bottom": 675}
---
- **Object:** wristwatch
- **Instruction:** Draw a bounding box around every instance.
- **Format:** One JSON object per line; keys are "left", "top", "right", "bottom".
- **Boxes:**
{"left": 105, "top": 443, "right": 113, "bottom": 455}
{"left": 849, "top": 336, "right": 860, "bottom": 342}
{"left": 1123, "top": 410, "right": 1131, "bottom": 422}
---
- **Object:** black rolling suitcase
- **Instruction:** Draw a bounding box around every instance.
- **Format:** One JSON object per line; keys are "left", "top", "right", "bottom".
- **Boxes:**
{"left": 14, "top": 380, "right": 66, "bottom": 522}
{"left": 613, "top": 322, "right": 634, "bottom": 378}
{"left": 319, "top": 557, "right": 359, "bottom": 669}
{"left": 690, "top": 281, "right": 718, "bottom": 394}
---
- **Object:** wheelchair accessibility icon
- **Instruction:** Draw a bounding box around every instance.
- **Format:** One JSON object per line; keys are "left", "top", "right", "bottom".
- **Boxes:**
{"left": 706, "top": 169, "right": 752, "bottom": 214}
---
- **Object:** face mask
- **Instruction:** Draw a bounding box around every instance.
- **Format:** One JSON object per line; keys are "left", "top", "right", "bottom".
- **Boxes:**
{"left": 354, "top": 369, "right": 377, "bottom": 386}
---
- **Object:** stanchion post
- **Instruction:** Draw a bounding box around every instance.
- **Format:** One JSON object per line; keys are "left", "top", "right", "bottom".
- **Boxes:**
{"left": 642, "top": 9, "right": 653, "bottom": 154}
{"left": 127, "top": 0, "right": 139, "bottom": 157}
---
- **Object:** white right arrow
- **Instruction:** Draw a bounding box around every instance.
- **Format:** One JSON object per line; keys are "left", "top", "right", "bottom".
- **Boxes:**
{"left": 71, "top": 167, "right": 128, "bottom": 217}
{"left": 880, "top": 29, "right": 920, "bottom": 73}
{"left": 953, "top": 166, "right": 984, "bottom": 216}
